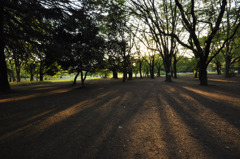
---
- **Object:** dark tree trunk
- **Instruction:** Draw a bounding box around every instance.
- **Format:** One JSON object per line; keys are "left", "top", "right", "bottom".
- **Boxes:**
{"left": 238, "top": 61, "right": 240, "bottom": 74}
{"left": 225, "top": 55, "right": 231, "bottom": 78}
{"left": 73, "top": 71, "right": 80, "bottom": 85}
{"left": 173, "top": 54, "right": 177, "bottom": 78}
{"left": 112, "top": 69, "right": 118, "bottom": 79}
{"left": 122, "top": 43, "right": 127, "bottom": 82}
{"left": 128, "top": 69, "right": 133, "bottom": 80}
{"left": 199, "top": 62, "right": 208, "bottom": 85}
{"left": 39, "top": 62, "right": 44, "bottom": 82}
{"left": 0, "top": 4, "right": 10, "bottom": 91}
{"left": 16, "top": 69, "right": 21, "bottom": 82}
{"left": 165, "top": 70, "right": 172, "bottom": 82}
{"left": 30, "top": 74, "right": 34, "bottom": 81}
{"left": 15, "top": 60, "right": 21, "bottom": 82}
{"left": 157, "top": 69, "right": 161, "bottom": 77}
{"left": 9, "top": 60, "right": 16, "bottom": 82}
{"left": 139, "top": 61, "right": 142, "bottom": 78}
{"left": 30, "top": 65, "right": 34, "bottom": 81}
{"left": 150, "top": 56, "right": 155, "bottom": 79}
{"left": 80, "top": 70, "right": 88, "bottom": 88}
{"left": 157, "top": 63, "right": 161, "bottom": 77}
{"left": 150, "top": 68, "right": 154, "bottom": 79}
{"left": 216, "top": 61, "right": 222, "bottom": 75}
{"left": 29, "top": 64, "right": 35, "bottom": 81}
{"left": 164, "top": 58, "right": 172, "bottom": 82}
{"left": 123, "top": 71, "right": 127, "bottom": 82}
{"left": 150, "top": 65, "right": 154, "bottom": 79}
{"left": 39, "top": 73, "right": 44, "bottom": 81}
{"left": 36, "top": 72, "right": 39, "bottom": 81}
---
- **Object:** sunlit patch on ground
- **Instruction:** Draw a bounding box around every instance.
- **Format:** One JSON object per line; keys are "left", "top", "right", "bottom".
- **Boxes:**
{"left": 0, "top": 88, "right": 75, "bottom": 103}
{"left": 208, "top": 78, "right": 237, "bottom": 83}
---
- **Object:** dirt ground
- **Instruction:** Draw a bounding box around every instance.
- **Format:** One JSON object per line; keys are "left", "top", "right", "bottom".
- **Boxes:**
{"left": 0, "top": 74, "right": 240, "bottom": 159}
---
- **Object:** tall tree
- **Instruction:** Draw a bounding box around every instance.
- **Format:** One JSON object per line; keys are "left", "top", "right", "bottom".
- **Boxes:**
{"left": 0, "top": 3, "right": 9, "bottom": 91}
{"left": 56, "top": 7, "right": 105, "bottom": 87}
{"left": 172, "top": 0, "right": 240, "bottom": 85}
{"left": 128, "top": 0, "right": 179, "bottom": 82}
{"left": 1, "top": 0, "right": 71, "bottom": 91}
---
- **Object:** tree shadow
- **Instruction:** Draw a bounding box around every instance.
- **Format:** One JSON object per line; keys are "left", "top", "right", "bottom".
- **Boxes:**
{"left": 157, "top": 82, "right": 240, "bottom": 158}
{"left": 1, "top": 77, "right": 240, "bottom": 158}
{"left": 0, "top": 79, "right": 152, "bottom": 158}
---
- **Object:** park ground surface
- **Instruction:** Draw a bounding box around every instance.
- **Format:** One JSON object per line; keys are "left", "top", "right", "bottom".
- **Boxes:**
{"left": 0, "top": 75, "right": 240, "bottom": 159}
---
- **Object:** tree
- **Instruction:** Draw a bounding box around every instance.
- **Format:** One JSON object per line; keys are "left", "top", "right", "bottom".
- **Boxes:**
{"left": 155, "top": 54, "right": 163, "bottom": 77}
{"left": 128, "top": 0, "right": 180, "bottom": 82}
{"left": 56, "top": 7, "right": 105, "bottom": 87}
{"left": 0, "top": 3, "right": 9, "bottom": 91}
{"left": 212, "top": 54, "right": 224, "bottom": 75}
{"left": 106, "top": 40, "right": 123, "bottom": 79}
{"left": 1, "top": 0, "right": 72, "bottom": 91}
{"left": 177, "top": 57, "right": 195, "bottom": 73}
{"left": 172, "top": 0, "right": 240, "bottom": 85}
{"left": 104, "top": 0, "right": 131, "bottom": 82}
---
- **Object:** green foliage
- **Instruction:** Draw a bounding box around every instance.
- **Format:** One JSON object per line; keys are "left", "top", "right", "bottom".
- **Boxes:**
{"left": 177, "top": 57, "right": 196, "bottom": 72}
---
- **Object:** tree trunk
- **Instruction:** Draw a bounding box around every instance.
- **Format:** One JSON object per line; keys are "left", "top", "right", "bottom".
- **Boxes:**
{"left": 123, "top": 71, "right": 127, "bottom": 82}
{"left": 30, "top": 64, "right": 35, "bottom": 81}
{"left": 216, "top": 61, "right": 221, "bottom": 75}
{"left": 164, "top": 59, "right": 172, "bottom": 82}
{"left": 225, "top": 55, "right": 231, "bottom": 78}
{"left": 0, "top": 4, "right": 10, "bottom": 91}
{"left": 150, "top": 56, "right": 155, "bottom": 79}
{"left": 122, "top": 48, "right": 127, "bottom": 82}
{"left": 30, "top": 74, "right": 34, "bottom": 81}
{"left": 73, "top": 71, "right": 80, "bottom": 85}
{"left": 199, "top": 62, "right": 208, "bottom": 85}
{"left": 150, "top": 67, "right": 154, "bottom": 79}
{"left": 165, "top": 70, "right": 172, "bottom": 82}
{"left": 30, "top": 65, "right": 34, "bottom": 81}
{"left": 16, "top": 68, "right": 21, "bottom": 82}
{"left": 9, "top": 60, "right": 16, "bottom": 82}
{"left": 146, "top": 69, "right": 149, "bottom": 78}
{"left": 80, "top": 70, "right": 88, "bottom": 87}
{"left": 157, "top": 63, "right": 161, "bottom": 77}
{"left": 157, "top": 69, "right": 161, "bottom": 77}
{"left": 39, "top": 73, "right": 44, "bottom": 81}
{"left": 15, "top": 61, "right": 21, "bottom": 82}
{"left": 128, "top": 69, "right": 133, "bottom": 80}
{"left": 112, "top": 69, "right": 118, "bottom": 79}
{"left": 39, "top": 62, "right": 44, "bottom": 81}
{"left": 173, "top": 54, "right": 177, "bottom": 78}
{"left": 139, "top": 61, "right": 142, "bottom": 78}
{"left": 238, "top": 61, "right": 240, "bottom": 74}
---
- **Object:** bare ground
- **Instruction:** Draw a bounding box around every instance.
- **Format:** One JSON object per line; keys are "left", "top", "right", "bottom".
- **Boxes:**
{"left": 0, "top": 74, "right": 240, "bottom": 159}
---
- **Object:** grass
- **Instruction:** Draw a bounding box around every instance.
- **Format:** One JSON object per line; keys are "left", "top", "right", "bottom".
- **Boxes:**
{"left": 9, "top": 76, "right": 102, "bottom": 88}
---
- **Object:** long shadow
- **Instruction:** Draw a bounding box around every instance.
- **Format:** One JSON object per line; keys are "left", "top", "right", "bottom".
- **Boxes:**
{"left": 0, "top": 80, "right": 123, "bottom": 157}
{"left": 154, "top": 82, "right": 181, "bottom": 158}
{"left": 178, "top": 84, "right": 240, "bottom": 130}
{"left": 2, "top": 77, "right": 239, "bottom": 158}
{"left": 39, "top": 81, "right": 154, "bottom": 158}
{"left": 92, "top": 82, "right": 159, "bottom": 159}
{"left": 0, "top": 79, "right": 153, "bottom": 158}
{"left": 159, "top": 82, "right": 240, "bottom": 158}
